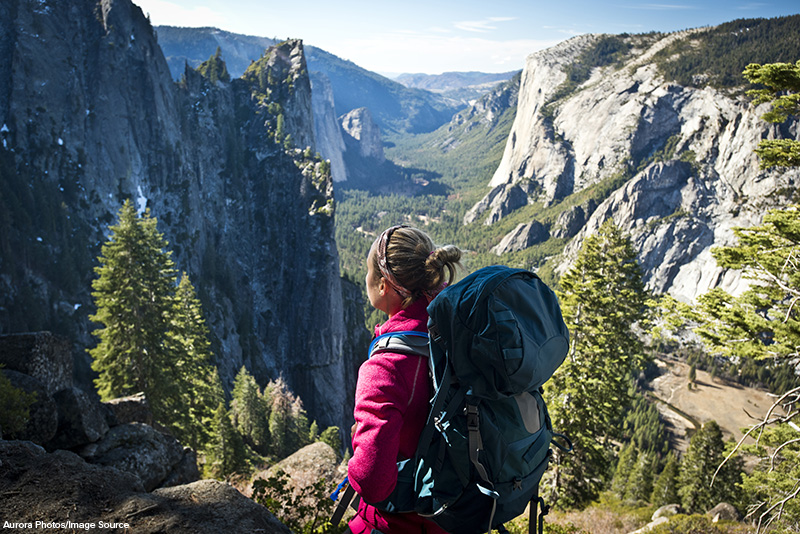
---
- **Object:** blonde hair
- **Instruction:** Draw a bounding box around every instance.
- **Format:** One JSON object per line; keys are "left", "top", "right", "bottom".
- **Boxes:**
{"left": 371, "top": 226, "right": 462, "bottom": 308}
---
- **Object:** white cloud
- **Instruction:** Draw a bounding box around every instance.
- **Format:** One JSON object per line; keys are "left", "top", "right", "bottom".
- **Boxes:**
{"left": 454, "top": 16, "right": 517, "bottom": 33}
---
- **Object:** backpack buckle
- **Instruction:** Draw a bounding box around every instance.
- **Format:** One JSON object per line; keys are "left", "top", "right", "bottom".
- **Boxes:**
{"left": 466, "top": 404, "right": 479, "bottom": 429}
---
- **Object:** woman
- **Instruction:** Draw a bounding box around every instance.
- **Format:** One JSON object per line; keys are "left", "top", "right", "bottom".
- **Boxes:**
{"left": 347, "top": 225, "right": 461, "bottom": 534}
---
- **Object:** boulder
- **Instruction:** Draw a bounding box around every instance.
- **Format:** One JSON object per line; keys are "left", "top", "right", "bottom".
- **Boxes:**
{"left": 46, "top": 386, "right": 110, "bottom": 450}
{"left": 77, "top": 423, "right": 191, "bottom": 491}
{"left": 2, "top": 369, "right": 58, "bottom": 445}
{"left": 161, "top": 447, "right": 201, "bottom": 488}
{"left": 0, "top": 440, "right": 291, "bottom": 534}
{"left": 104, "top": 392, "right": 153, "bottom": 426}
{"left": 248, "top": 442, "right": 345, "bottom": 501}
{"left": 707, "top": 502, "right": 741, "bottom": 522}
{"left": 0, "top": 332, "right": 73, "bottom": 394}
{"left": 628, "top": 516, "right": 669, "bottom": 534}
{"left": 652, "top": 504, "right": 681, "bottom": 521}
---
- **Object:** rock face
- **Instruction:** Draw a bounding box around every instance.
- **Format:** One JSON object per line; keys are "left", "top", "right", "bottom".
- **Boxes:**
{"left": 341, "top": 107, "right": 385, "bottom": 163}
{"left": 0, "top": 0, "right": 365, "bottom": 430}
{"left": 468, "top": 31, "right": 799, "bottom": 302}
{"left": 492, "top": 221, "right": 549, "bottom": 255}
{"left": 311, "top": 73, "right": 348, "bottom": 182}
{"left": 0, "top": 440, "right": 292, "bottom": 534}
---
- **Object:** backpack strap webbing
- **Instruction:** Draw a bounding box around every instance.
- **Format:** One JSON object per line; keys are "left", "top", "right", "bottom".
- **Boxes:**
{"left": 368, "top": 331, "right": 429, "bottom": 359}
{"left": 330, "top": 482, "right": 360, "bottom": 526}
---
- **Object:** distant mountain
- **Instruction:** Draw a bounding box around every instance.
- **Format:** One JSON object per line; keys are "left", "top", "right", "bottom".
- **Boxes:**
{"left": 395, "top": 70, "right": 520, "bottom": 92}
{"left": 154, "top": 26, "right": 463, "bottom": 135}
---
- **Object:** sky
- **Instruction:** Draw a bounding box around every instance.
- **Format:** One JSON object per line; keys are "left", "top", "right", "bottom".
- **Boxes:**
{"left": 134, "top": 0, "right": 800, "bottom": 77}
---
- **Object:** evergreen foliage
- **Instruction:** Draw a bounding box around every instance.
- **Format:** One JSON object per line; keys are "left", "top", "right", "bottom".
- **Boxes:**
{"left": 264, "top": 377, "right": 314, "bottom": 459}
{"left": 88, "top": 200, "right": 220, "bottom": 448}
{"left": 204, "top": 401, "right": 247, "bottom": 479}
{"left": 653, "top": 15, "right": 800, "bottom": 88}
{"left": 230, "top": 366, "right": 271, "bottom": 454}
{"left": 651, "top": 452, "right": 680, "bottom": 507}
{"left": 545, "top": 220, "right": 650, "bottom": 508}
{"left": 693, "top": 205, "right": 800, "bottom": 364}
{"left": 740, "top": 424, "right": 800, "bottom": 531}
{"left": 0, "top": 365, "right": 37, "bottom": 437}
{"left": 677, "top": 421, "right": 742, "bottom": 514}
{"left": 196, "top": 46, "right": 231, "bottom": 84}
{"left": 743, "top": 59, "right": 800, "bottom": 168}
{"left": 622, "top": 390, "right": 668, "bottom": 454}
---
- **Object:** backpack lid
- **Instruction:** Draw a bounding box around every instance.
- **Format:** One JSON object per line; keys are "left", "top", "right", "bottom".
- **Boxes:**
{"left": 427, "top": 265, "right": 569, "bottom": 398}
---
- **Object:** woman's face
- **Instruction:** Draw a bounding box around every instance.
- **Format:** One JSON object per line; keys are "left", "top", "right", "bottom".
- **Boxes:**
{"left": 365, "top": 246, "right": 384, "bottom": 312}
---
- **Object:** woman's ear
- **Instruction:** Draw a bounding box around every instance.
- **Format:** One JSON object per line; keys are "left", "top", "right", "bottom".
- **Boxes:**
{"left": 378, "top": 277, "right": 386, "bottom": 296}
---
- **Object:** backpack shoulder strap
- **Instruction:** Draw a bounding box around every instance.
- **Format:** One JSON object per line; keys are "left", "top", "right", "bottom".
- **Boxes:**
{"left": 368, "top": 331, "right": 429, "bottom": 359}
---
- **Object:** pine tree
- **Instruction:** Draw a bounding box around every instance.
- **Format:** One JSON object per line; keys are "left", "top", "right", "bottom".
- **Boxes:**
{"left": 168, "top": 273, "right": 221, "bottom": 450}
{"left": 677, "top": 421, "right": 742, "bottom": 514}
{"left": 545, "top": 220, "right": 650, "bottom": 507}
{"left": 89, "top": 200, "right": 178, "bottom": 418}
{"left": 611, "top": 442, "right": 638, "bottom": 498}
{"left": 743, "top": 60, "right": 800, "bottom": 168}
{"left": 204, "top": 401, "right": 246, "bottom": 480}
{"left": 625, "top": 450, "right": 656, "bottom": 504}
{"left": 89, "top": 202, "right": 220, "bottom": 448}
{"left": 230, "top": 366, "right": 270, "bottom": 454}
{"left": 651, "top": 452, "right": 680, "bottom": 507}
{"left": 267, "top": 378, "right": 293, "bottom": 459}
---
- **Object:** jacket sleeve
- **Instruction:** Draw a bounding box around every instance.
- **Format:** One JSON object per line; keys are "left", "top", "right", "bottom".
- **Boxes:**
{"left": 348, "top": 353, "right": 413, "bottom": 504}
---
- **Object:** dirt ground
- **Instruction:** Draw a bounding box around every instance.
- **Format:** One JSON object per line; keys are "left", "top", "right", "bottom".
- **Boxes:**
{"left": 648, "top": 358, "right": 779, "bottom": 453}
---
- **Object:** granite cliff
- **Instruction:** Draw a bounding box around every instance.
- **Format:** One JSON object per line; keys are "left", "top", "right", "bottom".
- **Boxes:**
{"left": 468, "top": 29, "right": 800, "bottom": 302}
{"left": 0, "top": 0, "right": 367, "bottom": 430}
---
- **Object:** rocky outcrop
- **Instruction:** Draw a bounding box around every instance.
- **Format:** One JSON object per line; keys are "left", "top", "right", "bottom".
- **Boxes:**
{"left": 311, "top": 73, "right": 348, "bottom": 182}
{"left": 492, "top": 221, "right": 549, "bottom": 255}
{"left": 0, "top": 332, "right": 200, "bottom": 492}
{"left": 0, "top": 0, "right": 364, "bottom": 431}
{"left": 468, "top": 30, "right": 799, "bottom": 302}
{"left": 341, "top": 107, "right": 385, "bottom": 163}
{"left": 0, "top": 440, "right": 292, "bottom": 534}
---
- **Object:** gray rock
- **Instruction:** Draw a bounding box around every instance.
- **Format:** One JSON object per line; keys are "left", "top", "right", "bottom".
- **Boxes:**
{"left": 0, "top": 440, "right": 291, "bottom": 534}
{"left": 468, "top": 30, "right": 800, "bottom": 303}
{"left": 492, "top": 221, "right": 550, "bottom": 255}
{"left": 46, "top": 386, "right": 110, "bottom": 450}
{"left": 78, "top": 423, "right": 187, "bottom": 491}
{"left": 104, "top": 392, "right": 153, "bottom": 426}
{"left": 707, "top": 502, "right": 741, "bottom": 522}
{"left": 340, "top": 107, "right": 385, "bottom": 163}
{"left": 0, "top": 332, "right": 72, "bottom": 395}
{"left": 160, "top": 447, "right": 201, "bottom": 488}
{"left": 1, "top": 370, "right": 58, "bottom": 445}
{"left": 652, "top": 504, "right": 681, "bottom": 521}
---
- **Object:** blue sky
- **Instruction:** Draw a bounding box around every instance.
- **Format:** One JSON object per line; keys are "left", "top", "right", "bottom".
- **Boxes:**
{"left": 135, "top": 0, "right": 800, "bottom": 76}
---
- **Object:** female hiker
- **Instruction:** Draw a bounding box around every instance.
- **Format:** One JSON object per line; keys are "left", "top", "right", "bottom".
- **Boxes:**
{"left": 346, "top": 225, "right": 461, "bottom": 534}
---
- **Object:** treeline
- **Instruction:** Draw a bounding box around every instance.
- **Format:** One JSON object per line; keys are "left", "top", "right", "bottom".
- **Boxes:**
{"left": 653, "top": 15, "right": 800, "bottom": 88}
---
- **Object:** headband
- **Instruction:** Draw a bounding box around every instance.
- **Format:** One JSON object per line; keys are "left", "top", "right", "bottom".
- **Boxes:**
{"left": 375, "top": 225, "right": 412, "bottom": 300}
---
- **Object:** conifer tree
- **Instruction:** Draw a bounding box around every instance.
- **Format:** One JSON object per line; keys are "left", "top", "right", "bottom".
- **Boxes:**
{"left": 743, "top": 60, "right": 800, "bottom": 168}
{"left": 169, "top": 273, "right": 221, "bottom": 450}
{"left": 267, "top": 378, "right": 293, "bottom": 459}
{"left": 651, "top": 452, "right": 680, "bottom": 507}
{"left": 611, "top": 442, "right": 638, "bottom": 498}
{"left": 230, "top": 366, "right": 270, "bottom": 454}
{"left": 625, "top": 450, "right": 656, "bottom": 504}
{"left": 545, "top": 220, "right": 650, "bottom": 507}
{"left": 205, "top": 401, "right": 246, "bottom": 480}
{"left": 89, "top": 202, "right": 220, "bottom": 449}
{"left": 677, "top": 421, "right": 742, "bottom": 514}
{"left": 89, "top": 200, "right": 178, "bottom": 418}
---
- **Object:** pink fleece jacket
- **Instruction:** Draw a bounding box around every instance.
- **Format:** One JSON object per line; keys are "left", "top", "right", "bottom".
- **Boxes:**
{"left": 348, "top": 298, "right": 449, "bottom": 534}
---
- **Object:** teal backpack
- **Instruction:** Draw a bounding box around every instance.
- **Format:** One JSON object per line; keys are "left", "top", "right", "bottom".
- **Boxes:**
{"left": 332, "top": 265, "right": 571, "bottom": 534}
